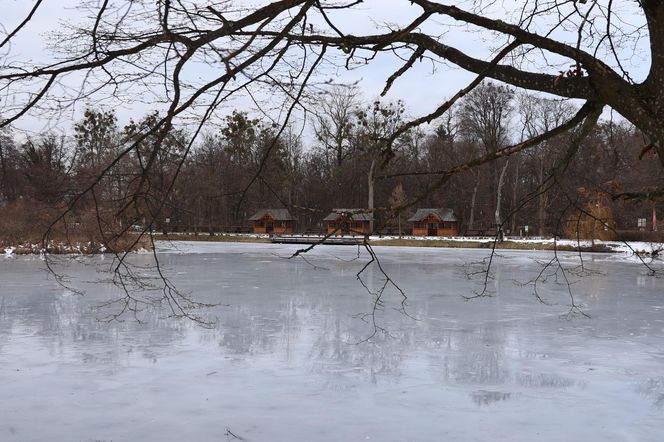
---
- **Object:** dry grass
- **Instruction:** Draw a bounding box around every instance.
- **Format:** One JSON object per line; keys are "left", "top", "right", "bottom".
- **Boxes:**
{"left": 151, "top": 234, "right": 614, "bottom": 253}
{"left": 152, "top": 233, "right": 271, "bottom": 243}
{"left": 372, "top": 238, "right": 613, "bottom": 252}
{"left": 1, "top": 235, "right": 152, "bottom": 255}
{"left": 0, "top": 200, "right": 152, "bottom": 255}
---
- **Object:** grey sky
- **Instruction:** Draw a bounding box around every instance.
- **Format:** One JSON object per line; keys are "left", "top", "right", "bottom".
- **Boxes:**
{"left": 1, "top": 1, "right": 650, "bottom": 139}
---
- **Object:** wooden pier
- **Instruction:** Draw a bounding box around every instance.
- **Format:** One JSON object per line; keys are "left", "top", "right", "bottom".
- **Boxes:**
{"left": 270, "top": 234, "right": 365, "bottom": 245}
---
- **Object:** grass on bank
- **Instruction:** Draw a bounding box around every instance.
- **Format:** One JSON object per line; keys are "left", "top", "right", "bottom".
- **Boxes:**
{"left": 151, "top": 233, "right": 614, "bottom": 252}
{"left": 2, "top": 235, "right": 153, "bottom": 255}
{"left": 372, "top": 238, "right": 613, "bottom": 252}
{"left": 152, "top": 232, "right": 271, "bottom": 243}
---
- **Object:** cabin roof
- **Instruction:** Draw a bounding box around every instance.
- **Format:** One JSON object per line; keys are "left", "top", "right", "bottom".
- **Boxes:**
{"left": 407, "top": 208, "right": 458, "bottom": 222}
{"left": 323, "top": 208, "right": 373, "bottom": 222}
{"left": 248, "top": 209, "right": 297, "bottom": 221}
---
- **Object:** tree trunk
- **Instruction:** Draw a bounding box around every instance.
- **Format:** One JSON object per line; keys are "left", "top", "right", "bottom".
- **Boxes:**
{"left": 0, "top": 140, "right": 7, "bottom": 200}
{"left": 368, "top": 157, "right": 377, "bottom": 233}
{"left": 654, "top": 206, "right": 658, "bottom": 232}
{"left": 468, "top": 178, "right": 479, "bottom": 231}
{"left": 398, "top": 214, "right": 402, "bottom": 237}
{"left": 510, "top": 161, "right": 519, "bottom": 235}
{"left": 538, "top": 160, "right": 546, "bottom": 237}
{"left": 494, "top": 160, "right": 509, "bottom": 241}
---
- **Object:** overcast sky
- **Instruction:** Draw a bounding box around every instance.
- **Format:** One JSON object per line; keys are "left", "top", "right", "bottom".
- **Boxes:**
{"left": 2, "top": 1, "right": 650, "bottom": 139}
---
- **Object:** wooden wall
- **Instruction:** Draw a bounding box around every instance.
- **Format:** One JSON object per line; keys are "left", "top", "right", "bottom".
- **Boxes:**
{"left": 412, "top": 215, "right": 459, "bottom": 236}
{"left": 252, "top": 215, "right": 295, "bottom": 234}
{"left": 326, "top": 220, "right": 371, "bottom": 235}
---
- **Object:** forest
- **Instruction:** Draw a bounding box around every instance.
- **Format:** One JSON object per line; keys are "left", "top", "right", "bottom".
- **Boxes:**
{"left": 2, "top": 1, "right": 664, "bottom": 251}
{"left": 1, "top": 82, "right": 662, "bottom": 247}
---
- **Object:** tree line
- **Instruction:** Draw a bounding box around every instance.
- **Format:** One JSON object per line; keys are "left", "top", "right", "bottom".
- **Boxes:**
{"left": 0, "top": 82, "right": 661, "bottom": 243}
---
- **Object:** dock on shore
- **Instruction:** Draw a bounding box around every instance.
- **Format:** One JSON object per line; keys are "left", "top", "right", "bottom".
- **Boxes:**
{"left": 270, "top": 234, "right": 365, "bottom": 245}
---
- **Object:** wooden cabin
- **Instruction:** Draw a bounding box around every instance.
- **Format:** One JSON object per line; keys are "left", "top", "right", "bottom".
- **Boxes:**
{"left": 408, "top": 208, "right": 459, "bottom": 236}
{"left": 323, "top": 209, "right": 372, "bottom": 236}
{"left": 248, "top": 209, "right": 296, "bottom": 234}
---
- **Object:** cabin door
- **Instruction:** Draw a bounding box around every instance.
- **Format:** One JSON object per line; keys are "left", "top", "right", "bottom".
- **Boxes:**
{"left": 427, "top": 223, "right": 438, "bottom": 236}
{"left": 265, "top": 221, "right": 274, "bottom": 233}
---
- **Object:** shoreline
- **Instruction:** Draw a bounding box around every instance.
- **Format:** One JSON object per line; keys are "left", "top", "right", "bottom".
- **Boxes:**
{"left": 3, "top": 233, "right": 661, "bottom": 257}
{"left": 152, "top": 233, "right": 662, "bottom": 256}
{"left": 2, "top": 237, "right": 152, "bottom": 257}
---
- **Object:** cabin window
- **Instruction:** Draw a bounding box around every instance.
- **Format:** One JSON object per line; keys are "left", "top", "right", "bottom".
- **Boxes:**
{"left": 255, "top": 221, "right": 264, "bottom": 227}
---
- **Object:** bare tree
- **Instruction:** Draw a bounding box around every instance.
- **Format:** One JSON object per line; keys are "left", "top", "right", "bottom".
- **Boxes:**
{"left": 519, "top": 94, "right": 577, "bottom": 236}
{"left": 388, "top": 182, "right": 407, "bottom": 236}
{"left": 0, "top": 128, "right": 19, "bottom": 202}
{"left": 458, "top": 82, "right": 514, "bottom": 233}
{"left": 312, "top": 85, "right": 359, "bottom": 169}
{"left": 3, "top": 1, "right": 663, "bottom": 230}
{"left": 354, "top": 100, "right": 405, "bottom": 231}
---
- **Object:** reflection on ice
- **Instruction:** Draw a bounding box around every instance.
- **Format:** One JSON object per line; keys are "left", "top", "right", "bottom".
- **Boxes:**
{"left": 638, "top": 377, "right": 664, "bottom": 408}
{"left": 470, "top": 390, "right": 513, "bottom": 406}
{"left": 0, "top": 242, "right": 663, "bottom": 441}
{"left": 515, "top": 372, "right": 578, "bottom": 389}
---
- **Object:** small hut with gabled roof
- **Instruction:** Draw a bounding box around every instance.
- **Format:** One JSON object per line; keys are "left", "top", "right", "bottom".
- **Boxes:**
{"left": 408, "top": 208, "right": 459, "bottom": 237}
{"left": 323, "top": 209, "right": 372, "bottom": 236}
{"left": 249, "top": 209, "right": 297, "bottom": 234}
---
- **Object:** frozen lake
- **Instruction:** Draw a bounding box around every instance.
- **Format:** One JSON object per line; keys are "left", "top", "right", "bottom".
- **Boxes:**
{"left": 1, "top": 242, "right": 663, "bottom": 441}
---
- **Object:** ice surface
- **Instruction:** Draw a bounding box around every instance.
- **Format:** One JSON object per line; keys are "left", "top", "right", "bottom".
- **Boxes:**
{"left": 1, "top": 242, "right": 663, "bottom": 441}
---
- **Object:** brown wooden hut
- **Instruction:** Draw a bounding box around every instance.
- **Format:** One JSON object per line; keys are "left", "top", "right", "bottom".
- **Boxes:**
{"left": 323, "top": 209, "right": 372, "bottom": 235}
{"left": 408, "top": 208, "right": 459, "bottom": 236}
{"left": 249, "top": 209, "right": 296, "bottom": 234}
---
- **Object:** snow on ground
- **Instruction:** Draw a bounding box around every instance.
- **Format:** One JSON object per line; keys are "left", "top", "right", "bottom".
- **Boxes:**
{"left": 4, "top": 233, "right": 662, "bottom": 261}
{"left": 370, "top": 234, "right": 663, "bottom": 253}
{"left": 154, "top": 233, "right": 664, "bottom": 260}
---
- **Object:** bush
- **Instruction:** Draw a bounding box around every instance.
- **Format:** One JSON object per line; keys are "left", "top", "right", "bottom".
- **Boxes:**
{"left": 615, "top": 230, "right": 664, "bottom": 243}
{"left": 0, "top": 199, "right": 151, "bottom": 253}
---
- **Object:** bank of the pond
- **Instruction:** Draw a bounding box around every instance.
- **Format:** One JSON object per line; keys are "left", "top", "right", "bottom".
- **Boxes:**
{"left": 5, "top": 232, "right": 660, "bottom": 257}
{"left": 152, "top": 233, "right": 664, "bottom": 256}
{"left": 153, "top": 233, "right": 271, "bottom": 243}
{"left": 2, "top": 236, "right": 152, "bottom": 256}
{"left": 372, "top": 238, "right": 614, "bottom": 252}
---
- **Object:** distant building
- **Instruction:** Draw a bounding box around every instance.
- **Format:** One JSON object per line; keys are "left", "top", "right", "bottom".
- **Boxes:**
{"left": 248, "top": 209, "right": 296, "bottom": 234}
{"left": 323, "top": 209, "right": 372, "bottom": 235}
{"left": 408, "top": 208, "right": 459, "bottom": 236}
